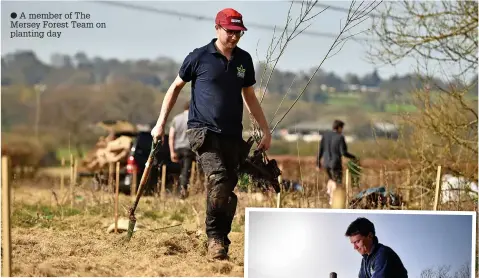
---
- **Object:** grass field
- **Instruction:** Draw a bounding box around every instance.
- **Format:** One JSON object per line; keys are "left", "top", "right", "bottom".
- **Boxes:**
{"left": 324, "top": 94, "right": 418, "bottom": 114}
{"left": 326, "top": 94, "right": 361, "bottom": 106}
{"left": 5, "top": 157, "right": 477, "bottom": 277}
{"left": 9, "top": 181, "right": 249, "bottom": 277}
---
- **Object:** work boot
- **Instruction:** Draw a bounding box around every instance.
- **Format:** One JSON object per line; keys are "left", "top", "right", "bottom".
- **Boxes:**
{"left": 207, "top": 238, "right": 227, "bottom": 260}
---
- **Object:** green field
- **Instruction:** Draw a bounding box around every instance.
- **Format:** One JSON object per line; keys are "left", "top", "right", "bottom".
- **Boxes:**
{"left": 326, "top": 94, "right": 361, "bottom": 106}
{"left": 325, "top": 93, "right": 418, "bottom": 113}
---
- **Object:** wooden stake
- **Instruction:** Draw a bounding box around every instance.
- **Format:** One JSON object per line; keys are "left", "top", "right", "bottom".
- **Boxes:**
{"left": 60, "top": 157, "right": 65, "bottom": 192}
{"left": 345, "top": 168, "right": 350, "bottom": 206}
{"left": 108, "top": 163, "right": 114, "bottom": 193}
{"left": 433, "top": 165, "right": 443, "bottom": 211}
{"left": 70, "top": 154, "right": 74, "bottom": 208}
{"left": 73, "top": 158, "right": 78, "bottom": 187}
{"left": 2, "top": 156, "right": 12, "bottom": 277}
{"left": 114, "top": 162, "right": 120, "bottom": 233}
{"left": 161, "top": 164, "right": 166, "bottom": 200}
{"left": 406, "top": 168, "right": 411, "bottom": 204}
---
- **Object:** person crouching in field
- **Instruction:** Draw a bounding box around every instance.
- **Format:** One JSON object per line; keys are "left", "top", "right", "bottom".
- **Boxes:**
{"left": 169, "top": 100, "right": 195, "bottom": 199}
{"left": 316, "top": 120, "right": 357, "bottom": 206}
{"left": 150, "top": 8, "right": 271, "bottom": 260}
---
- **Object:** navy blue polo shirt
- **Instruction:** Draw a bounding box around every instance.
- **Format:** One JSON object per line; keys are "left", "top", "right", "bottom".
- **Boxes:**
{"left": 178, "top": 38, "right": 256, "bottom": 138}
{"left": 359, "top": 237, "right": 408, "bottom": 278}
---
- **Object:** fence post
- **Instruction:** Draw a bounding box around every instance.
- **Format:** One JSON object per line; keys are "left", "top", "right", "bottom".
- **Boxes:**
{"left": 161, "top": 164, "right": 167, "bottom": 200}
{"left": 60, "top": 157, "right": 65, "bottom": 192}
{"left": 406, "top": 168, "right": 411, "bottom": 202}
{"left": 433, "top": 165, "right": 442, "bottom": 210}
{"left": 2, "top": 156, "right": 12, "bottom": 277}
{"left": 345, "top": 168, "right": 350, "bottom": 205}
{"left": 70, "top": 154, "right": 74, "bottom": 208}
{"left": 108, "top": 162, "right": 114, "bottom": 193}
{"left": 114, "top": 162, "right": 120, "bottom": 233}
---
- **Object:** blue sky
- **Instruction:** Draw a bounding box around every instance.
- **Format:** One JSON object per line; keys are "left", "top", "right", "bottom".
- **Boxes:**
{"left": 246, "top": 209, "right": 475, "bottom": 278}
{"left": 1, "top": 0, "right": 442, "bottom": 80}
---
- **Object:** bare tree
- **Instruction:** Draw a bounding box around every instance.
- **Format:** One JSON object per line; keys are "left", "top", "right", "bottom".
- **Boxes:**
{"left": 249, "top": 0, "right": 383, "bottom": 143}
{"left": 368, "top": 0, "right": 478, "bottom": 76}
{"left": 454, "top": 263, "right": 471, "bottom": 278}
{"left": 41, "top": 85, "right": 108, "bottom": 157}
{"left": 368, "top": 0, "right": 478, "bottom": 209}
{"left": 420, "top": 263, "right": 471, "bottom": 278}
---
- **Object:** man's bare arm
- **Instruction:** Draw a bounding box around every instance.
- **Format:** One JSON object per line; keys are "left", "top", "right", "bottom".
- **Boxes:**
{"left": 242, "top": 86, "right": 270, "bottom": 136}
{"left": 155, "top": 75, "right": 187, "bottom": 129}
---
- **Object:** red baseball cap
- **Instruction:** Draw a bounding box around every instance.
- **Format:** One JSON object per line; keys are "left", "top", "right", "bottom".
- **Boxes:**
{"left": 215, "top": 8, "right": 247, "bottom": 31}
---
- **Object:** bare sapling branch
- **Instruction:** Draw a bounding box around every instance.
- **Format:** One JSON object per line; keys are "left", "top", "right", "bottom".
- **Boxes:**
{"left": 367, "top": 0, "right": 478, "bottom": 77}
{"left": 271, "top": 0, "right": 383, "bottom": 133}
{"left": 257, "top": 0, "right": 328, "bottom": 104}
{"left": 249, "top": 0, "right": 328, "bottom": 142}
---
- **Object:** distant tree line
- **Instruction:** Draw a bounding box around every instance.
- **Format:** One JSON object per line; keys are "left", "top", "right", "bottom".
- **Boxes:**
{"left": 2, "top": 50, "right": 476, "bottom": 104}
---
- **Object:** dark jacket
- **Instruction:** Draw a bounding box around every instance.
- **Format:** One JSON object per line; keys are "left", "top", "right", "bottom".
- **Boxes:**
{"left": 359, "top": 237, "right": 408, "bottom": 278}
{"left": 317, "top": 130, "right": 356, "bottom": 169}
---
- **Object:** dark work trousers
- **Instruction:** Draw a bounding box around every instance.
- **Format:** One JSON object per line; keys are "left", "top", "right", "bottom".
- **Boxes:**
{"left": 326, "top": 167, "right": 343, "bottom": 185}
{"left": 175, "top": 147, "right": 196, "bottom": 189}
{"left": 186, "top": 127, "right": 240, "bottom": 246}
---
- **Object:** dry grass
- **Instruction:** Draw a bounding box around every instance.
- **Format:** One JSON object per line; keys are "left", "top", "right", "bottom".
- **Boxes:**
{"left": 6, "top": 157, "right": 477, "bottom": 277}
{"left": 8, "top": 180, "right": 249, "bottom": 277}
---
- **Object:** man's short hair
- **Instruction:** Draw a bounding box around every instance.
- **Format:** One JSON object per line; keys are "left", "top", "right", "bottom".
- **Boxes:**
{"left": 183, "top": 100, "right": 190, "bottom": 110}
{"left": 332, "top": 120, "right": 345, "bottom": 130}
{"left": 345, "top": 217, "right": 375, "bottom": 237}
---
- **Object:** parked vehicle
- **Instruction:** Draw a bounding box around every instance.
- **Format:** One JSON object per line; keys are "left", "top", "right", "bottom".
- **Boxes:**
{"left": 84, "top": 131, "right": 182, "bottom": 196}
{"left": 122, "top": 131, "right": 181, "bottom": 195}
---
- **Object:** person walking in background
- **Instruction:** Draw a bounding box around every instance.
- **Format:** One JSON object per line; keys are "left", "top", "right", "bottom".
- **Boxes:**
{"left": 150, "top": 7, "right": 271, "bottom": 260}
{"left": 169, "top": 100, "right": 195, "bottom": 199}
{"left": 316, "top": 119, "right": 357, "bottom": 205}
{"left": 345, "top": 217, "right": 408, "bottom": 278}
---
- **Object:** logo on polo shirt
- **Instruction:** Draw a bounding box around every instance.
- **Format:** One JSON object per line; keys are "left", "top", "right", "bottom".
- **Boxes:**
{"left": 237, "top": 65, "right": 246, "bottom": 78}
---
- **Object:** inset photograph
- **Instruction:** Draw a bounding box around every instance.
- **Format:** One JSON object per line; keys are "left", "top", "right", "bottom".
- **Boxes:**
{"left": 245, "top": 208, "right": 476, "bottom": 278}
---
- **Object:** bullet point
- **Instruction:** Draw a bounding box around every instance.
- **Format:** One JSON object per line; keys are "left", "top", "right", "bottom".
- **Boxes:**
{"left": 10, "top": 12, "right": 17, "bottom": 19}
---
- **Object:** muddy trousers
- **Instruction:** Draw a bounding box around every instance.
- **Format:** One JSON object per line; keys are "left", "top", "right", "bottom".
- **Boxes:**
{"left": 186, "top": 128, "right": 241, "bottom": 245}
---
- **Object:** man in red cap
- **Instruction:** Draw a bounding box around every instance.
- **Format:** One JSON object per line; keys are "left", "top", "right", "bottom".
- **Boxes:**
{"left": 151, "top": 8, "right": 271, "bottom": 260}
